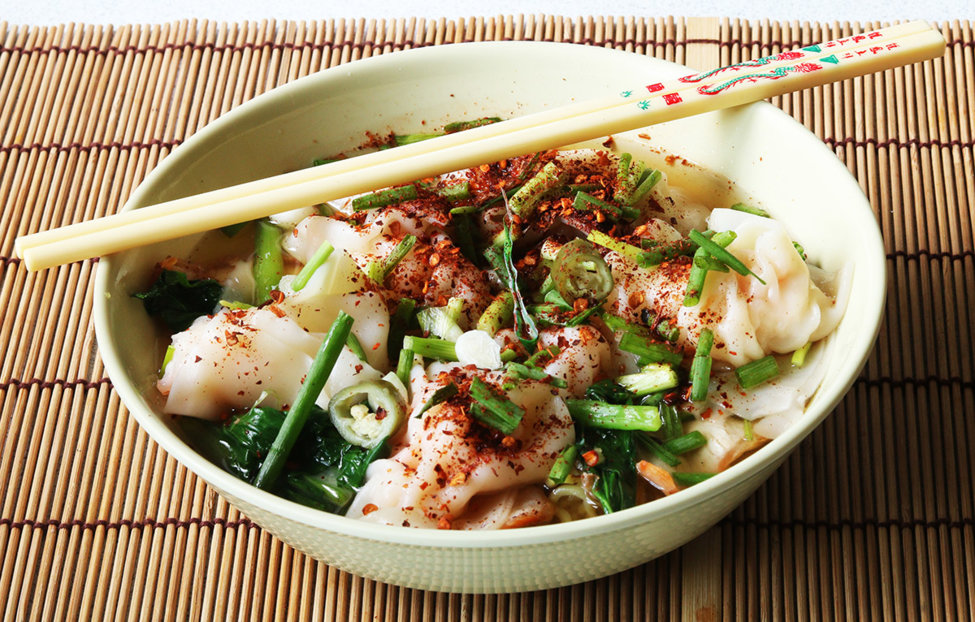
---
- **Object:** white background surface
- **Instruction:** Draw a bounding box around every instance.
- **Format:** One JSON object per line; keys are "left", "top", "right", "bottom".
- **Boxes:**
{"left": 1, "top": 0, "right": 968, "bottom": 26}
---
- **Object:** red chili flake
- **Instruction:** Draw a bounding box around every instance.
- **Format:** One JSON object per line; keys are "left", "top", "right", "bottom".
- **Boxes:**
{"left": 268, "top": 305, "right": 286, "bottom": 318}
{"left": 372, "top": 342, "right": 381, "bottom": 351}
{"left": 362, "top": 504, "right": 378, "bottom": 515}
{"left": 501, "top": 436, "right": 516, "bottom": 449}
{"left": 224, "top": 331, "right": 239, "bottom": 346}
{"left": 159, "top": 256, "right": 178, "bottom": 270}
{"left": 700, "top": 408, "right": 712, "bottom": 420}
{"left": 595, "top": 210, "right": 606, "bottom": 223}
{"left": 627, "top": 291, "right": 646, "bottom": 307}
{"left": 429, "top": 252, "right": 442, "bottom": 267}
{"left": 572, "top": 297, "right": 589, "bottom": 314}
{"left": 479, "top": 164, "right": 491, "bottom": 173}
{"left": 270, "top": 290, "right": 285, "bottom": 304}
{"left": 437, "top": 516, "right": 453, "bottom": 530}
{"left": 582, "top": 449, "right": 601, "bottom": 467}
{"left": 448, "top": 472, "right": 467, "bottom": 486}
{"left": 634, "top": 224, "right": 648, "bottom": 236}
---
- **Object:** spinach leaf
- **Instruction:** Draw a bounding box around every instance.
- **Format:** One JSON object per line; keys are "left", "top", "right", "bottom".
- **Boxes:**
{"left": 134, "top": 269, "right": 222, "bottom": 332}
{"left": 576, "top": 425, "right": 637, "bottom": 514}
{"left": 180, "top": 404, "right": 388, "bottom": 513}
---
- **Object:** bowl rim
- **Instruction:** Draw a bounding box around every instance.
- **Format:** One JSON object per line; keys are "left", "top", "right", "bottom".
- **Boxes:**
{"left": 93, "top": 40, "right": 886, "bottom": 549}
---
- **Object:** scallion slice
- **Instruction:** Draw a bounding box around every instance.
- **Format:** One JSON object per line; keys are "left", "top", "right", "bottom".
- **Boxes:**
{"left": 730, "top": 202, "right": 770, "bottom": 218}
{"left": 292, "top": 240, "right": 335, "bottom": 291}
{"left": 253, "top": 311, "right": 354, "bottom": 489}
{"left": 469, "top": 377, "right": 525, "bottom": 435}
{"left": 637, "top": 434, "right": 680, "bottom": 467}
{"left": 352, "top": 185, "right": 418, "bottom": 211}
{"left": 396, "top": 348, "right": 414, "bottom": 387}
{"left": 616, "top": 363, "right": 679, "bottom": 396}
{"left": 689, "top": 328, "right": 714, "bottom": 402}
{"left": 735, "top": 355, "right": 780, "bottom": 389}
{"left": 546, "top": 445, "right": 578, "bottom": 486}
{"left": 413, "top": 382, "right": 459, "bottom": 419}
{"left": 618, "top": 333, "right": 683, "bottom": 366}
{"left": 661, "top": 430, "right": 707, "bottom": 455}
{"left": 402, "top": 335, "right": 458, "bottom": 362}
{"left": 791, "top": 342, "right": 811, "bottom": 367}
{"left": 587, "top": 230, "right": 645, "bottom": 265}
{"left": 509, "top": 162, "right": 562, "bottom": 219}
{"left": 565, "top": 400, "right": 662, "bottom": 431}
{"left": 476, "top": 292, "right": 514, "bottom": 336}
{"left": 365, "top": 234, "right": 417, "bottom": 285}
{"left": 689, "top": 229, "right": 766, "bottom": 284}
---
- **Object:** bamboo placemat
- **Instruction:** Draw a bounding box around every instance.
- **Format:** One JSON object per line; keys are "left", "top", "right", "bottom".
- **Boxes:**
{"left": 0, "top": 15, "right": 972, "bottom": 620}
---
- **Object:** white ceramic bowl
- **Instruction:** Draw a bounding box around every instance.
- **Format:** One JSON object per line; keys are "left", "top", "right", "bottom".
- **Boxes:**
{"left": 94, "top": 42, "right": 885, "bottom": 593}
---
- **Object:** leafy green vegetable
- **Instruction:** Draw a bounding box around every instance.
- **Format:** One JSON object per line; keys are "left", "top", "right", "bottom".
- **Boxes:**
{"left": 134, "top": 269, "right": 222, "bottom": 332}
{"left": 181, "top": 403, "right": 388, "bottom": 513}
{"left": 576, "top": 426, "right": 637, "bottom": 514}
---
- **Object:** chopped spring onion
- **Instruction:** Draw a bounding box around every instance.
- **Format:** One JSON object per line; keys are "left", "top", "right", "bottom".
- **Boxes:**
{"left": 659, "top": 403, "right": 682, "bottom": 441}
{"left": 637, "top": 434, "right": 680, "bottom": 467}
{"left": 586, "top": 230, "right": 645, "bottom": 265}
{"left": 291, "top": 240, "right": 335, "bottom": 292}
{"left": 546, "top": 445, "right": 578, "bottom": 486}
{"left": 394, "top": 132, "right": 440, "bottom": 145}
{"left": 221, "top": 221, "right": 248, "bottom": 238}
{"left": 352, "top": 185, "right": 418, "bottom": 211}
{"left": 618, "top": 333, "right": 683, "bottom": 366}
{"left": 476, "top": 292, "right": 514, "bottom": 336}
{"left": 614, "top": 153, "right": 639, "bottom": 204}
{"left": 689, "top": 328, "right": 714, "bottom": 402}
{"left": 387, "top": 298, "right": 416, "bottom": 360}
{"left": 572, "top": 191, "right": 638, "bottom": 221}
{"left": 396, "top": 348, "right": 415, "bottom": 387}
{"left": 469, "top": 377, "right": 525, "bottom": 435}
{"left": 671, "top": 472, "right": 716, "bottom": 487}
{"left": 791, "top": 342, "right": 812, "bottom": 367}
{"left": 525, "top": 345, "right": 560, "bottom": 367}
{"left": 253, "top": 220, "right": 284, "bottom": 303}
{"left": 417, "top": 298, "right": 464, "bottom": 341}
{"left": 637, "top": 309, "right": 681, "bottom": 343}
{"left": 743, "top": 419, "right": 755, "bottom": 442}
{"left": 616, "top": 363, "right": 679, "bottom": 396}
{"left": 793, "top": 241, "right": 807, "bottom": 260}
{"left": 402, "top": 335, "right": 457, "bottom": 362}
{"left": 413, "top": 382, "right": 458, "bottom": 419}
{"left": 683, "top": 230, "right": 736, "bottom": 306}
{"left": 504, "top": 362, "right": 568, "bottom": 388}
{"left": 444, "top": 117, "right": 502, "bottom": 133}
{"left": 661, "top": 430, "right": 707, "bottom": 455}
{"left": 160, "top": 344, "right": 175, "bottom": 376}
{"left": 253, "top": 311, "right": 354, "bottom": 489}
{"left": 551, "top": 238, "right": 614, "bottom": 303}
{"left": 364, "top": 234, "right": 417, "bottom": 285}
{"left": 219, "top": 300, "right": 252, "bottom": 310}
{"left": 565, "top": 400, "right": 662, "bottom": 432}
{"left": 735, "top": 355, "right": 780, "bottom": 389}
{"left": 688, "top": 229, "right": 766, "bottom": 284}
{"left": 421, "top": 179, "right": 472, "bottom": 203}
{"left": 345, "top": 333, "right": 368, "bottom": 361}
{"left": 730, "top": 202, "right": 770, "bottom": 218}
{"left": 509, "top": 162, "right": 562, "bottom": 219}
{"left": 629, "top": 168, "right": 662, "bottom": 205}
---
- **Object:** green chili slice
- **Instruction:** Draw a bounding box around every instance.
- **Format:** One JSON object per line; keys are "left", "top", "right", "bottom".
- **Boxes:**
{"left": 328, "top": 379, "right": 406, "bottom": 448}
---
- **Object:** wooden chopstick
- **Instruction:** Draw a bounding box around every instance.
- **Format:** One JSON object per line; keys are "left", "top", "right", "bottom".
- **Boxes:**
{"left": 15, "top": 21, "right": 944, "bottom": 272}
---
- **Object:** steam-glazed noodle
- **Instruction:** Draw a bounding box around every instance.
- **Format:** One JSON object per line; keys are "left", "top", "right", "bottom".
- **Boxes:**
{"left": 144, "top": 142, "right": 847, "bottom": 530}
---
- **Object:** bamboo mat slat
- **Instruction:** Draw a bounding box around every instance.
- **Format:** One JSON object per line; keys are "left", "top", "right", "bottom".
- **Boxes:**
{"left": 0, "top": 15, "right": 972, "bottom": 620}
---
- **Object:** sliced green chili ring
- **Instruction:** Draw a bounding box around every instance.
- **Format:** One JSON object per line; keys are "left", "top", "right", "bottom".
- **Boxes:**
{"left": 328, "top": 379, "right": 406, "bottom": 448}
{"left": 551, "top": 238, "right": 614, "bottom": 304}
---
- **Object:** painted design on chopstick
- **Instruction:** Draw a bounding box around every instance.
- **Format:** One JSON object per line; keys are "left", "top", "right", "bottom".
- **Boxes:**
{"left": 677, "top": 51, "right": 810, "bottom": 84}
{"left": 696, "top": 62, "right": 824, "bottom": 95}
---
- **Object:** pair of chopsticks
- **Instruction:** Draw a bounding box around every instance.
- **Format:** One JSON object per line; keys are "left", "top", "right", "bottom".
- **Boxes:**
{"left": 15, "top": 21, "right": 945, "bottom": 272}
